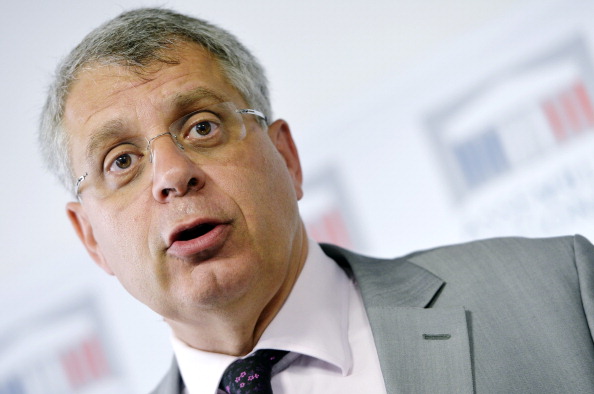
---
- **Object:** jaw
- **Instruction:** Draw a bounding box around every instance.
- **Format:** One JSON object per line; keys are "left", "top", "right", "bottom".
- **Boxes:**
{"left": 162, "top": 220, "right": 309, "bottom": 356}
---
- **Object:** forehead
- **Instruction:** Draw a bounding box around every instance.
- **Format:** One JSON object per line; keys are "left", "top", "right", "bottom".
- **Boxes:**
{"left": 63, "top": 43, "right": 244, "bottom": 144}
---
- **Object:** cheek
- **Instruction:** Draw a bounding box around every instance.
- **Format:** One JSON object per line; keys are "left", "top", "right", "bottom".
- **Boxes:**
{"left": 90, "top": 201, "right": 154, "bottom": 275}
{"left": 93, "top": 207, "right": 162, "bottom": 305}
{"left": 216, "top": 144, "right": 300, "bottom": 239}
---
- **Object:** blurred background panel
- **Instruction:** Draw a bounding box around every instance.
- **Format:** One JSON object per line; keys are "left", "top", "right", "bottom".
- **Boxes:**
{"left": 2, "top": 0, "right": 593, "bottom": 392}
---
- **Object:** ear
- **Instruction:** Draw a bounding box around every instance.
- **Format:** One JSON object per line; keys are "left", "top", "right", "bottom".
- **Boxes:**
{"left": 66, "top": 201, "right": 114, "bottom": 275}
{"left": 267, "top": 119, "right": 303, "bottom": 200}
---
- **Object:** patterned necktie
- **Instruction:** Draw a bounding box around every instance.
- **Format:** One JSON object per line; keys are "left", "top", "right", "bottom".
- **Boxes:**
{"left": 219, "top": 349, "right": 289, "bottom": 393}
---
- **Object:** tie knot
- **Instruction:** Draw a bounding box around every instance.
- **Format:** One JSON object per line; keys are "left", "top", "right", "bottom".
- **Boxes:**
{"left": 219, "top": 349, "right": 288, "bottom": 393}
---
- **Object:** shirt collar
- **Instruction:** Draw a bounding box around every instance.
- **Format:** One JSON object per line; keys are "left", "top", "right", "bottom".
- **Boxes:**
{"left": 171, "top": 239, "right": 353, "bottom": 393}
{"left": 256, "top": 239, "right": 352, "bottom": 374}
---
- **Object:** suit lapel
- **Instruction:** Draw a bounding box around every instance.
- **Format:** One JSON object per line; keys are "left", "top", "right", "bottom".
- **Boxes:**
{"left": 321, "top": 244, "right": 474, "bottom": 394}
{"left": 150, "top": 358, "right": 183, "bottom": 394}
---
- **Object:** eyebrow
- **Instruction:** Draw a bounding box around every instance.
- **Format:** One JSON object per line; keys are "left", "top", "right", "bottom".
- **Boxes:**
{"left": 170, "top": 88, "right": 229, "bottom": 113}
{"left": 85, "top": 119, "right": 130, "bottom": 165}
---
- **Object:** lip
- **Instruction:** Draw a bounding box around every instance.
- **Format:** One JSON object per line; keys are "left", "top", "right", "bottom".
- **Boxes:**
{"left": 167, "top": 218, "right": 231, "bottom": 259}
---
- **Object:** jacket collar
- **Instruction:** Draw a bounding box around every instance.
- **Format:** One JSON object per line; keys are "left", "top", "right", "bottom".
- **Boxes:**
{"left": 320, "top": 243, "right": 445, "bottom": 308}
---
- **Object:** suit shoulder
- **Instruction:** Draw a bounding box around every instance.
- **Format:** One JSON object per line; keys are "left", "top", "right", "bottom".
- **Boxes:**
{"left": 402, "top": 234, "right": 593, "bottom": 282}
{"left": 405, "top": 235, "right": 584, "bottom": 263}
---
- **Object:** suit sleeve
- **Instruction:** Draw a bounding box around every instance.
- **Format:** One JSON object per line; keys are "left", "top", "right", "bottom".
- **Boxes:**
{"left": 574, "top": 234, "right": 594, "bottom": 342}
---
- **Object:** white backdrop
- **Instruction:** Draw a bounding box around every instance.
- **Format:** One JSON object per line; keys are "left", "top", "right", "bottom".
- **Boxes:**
{"left": 2, "top": 0, "right": 593, "bottom": 392}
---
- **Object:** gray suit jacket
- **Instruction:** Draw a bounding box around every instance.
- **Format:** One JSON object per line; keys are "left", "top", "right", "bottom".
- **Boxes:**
{"left": 151, "top": 235, "right": 594, "bottom": 393}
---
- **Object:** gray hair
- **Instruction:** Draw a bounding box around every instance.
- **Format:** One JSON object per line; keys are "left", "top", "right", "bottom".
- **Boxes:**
{"left": 39, "top": 8, "right": 271, "bottom": 194}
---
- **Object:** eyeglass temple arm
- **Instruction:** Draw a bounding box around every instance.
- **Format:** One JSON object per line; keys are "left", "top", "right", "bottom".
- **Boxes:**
{"left": 75, "top": 172, "right": 88, "bottom": 196}
{"left": 237, "top": 109, "right": 267, "bottom": 123}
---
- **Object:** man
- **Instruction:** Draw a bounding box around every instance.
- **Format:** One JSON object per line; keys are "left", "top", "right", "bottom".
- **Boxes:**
{"left": 39, "top": 8, "right": 594, "bottom": 394}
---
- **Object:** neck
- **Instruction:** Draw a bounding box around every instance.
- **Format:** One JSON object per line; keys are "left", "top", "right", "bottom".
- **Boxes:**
{"left": 166, "top": 225, "right": 309, "bottom": 356}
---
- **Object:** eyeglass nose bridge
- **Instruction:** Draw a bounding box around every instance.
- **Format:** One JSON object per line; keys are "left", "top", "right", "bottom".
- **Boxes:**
{"left": 146, "top": 131, "right": 185, "bottom": 163}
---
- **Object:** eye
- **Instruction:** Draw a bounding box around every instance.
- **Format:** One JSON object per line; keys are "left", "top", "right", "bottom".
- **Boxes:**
{"left": 190, "top": 121, "right": 216, "bottom": 137}
{"left": 181, "top": 110, "right": 223, "bottom": 139}
{"left": 104, "top": 145, "right": 142, "bottom": 174}
{"left": 171, "top": 106, "right": 229, "bottom": 148}
{"left": 111, "top": 153, "right": 134, "bottom": 170}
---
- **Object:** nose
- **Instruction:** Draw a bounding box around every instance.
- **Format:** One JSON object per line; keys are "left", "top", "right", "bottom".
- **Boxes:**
{"left": 149, "top": 133, "right": 205, "bottom": 202}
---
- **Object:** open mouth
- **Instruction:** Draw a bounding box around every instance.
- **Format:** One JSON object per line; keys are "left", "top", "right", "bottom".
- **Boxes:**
{"left": 176, "top": 223, "right": 217, "bottom": 241}
{"left": 167, "top": 220, "right": 230, "bottom": 258}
